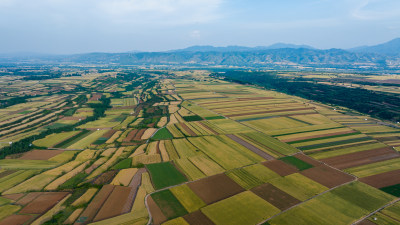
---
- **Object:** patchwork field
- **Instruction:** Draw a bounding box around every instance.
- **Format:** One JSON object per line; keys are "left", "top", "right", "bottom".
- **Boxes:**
{"left": 0, "top": 70, "right": 399, "bottom": 225}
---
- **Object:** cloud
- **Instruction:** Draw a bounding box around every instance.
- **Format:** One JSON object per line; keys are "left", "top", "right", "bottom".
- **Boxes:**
{"left": 351, "top": 0, "right": 400, "bottom": 20}
{"left": 97, "top": 0, "right": 223, "bottom": 25}
{"left": 190, "top": 30, "right": 201, "bottom": 39}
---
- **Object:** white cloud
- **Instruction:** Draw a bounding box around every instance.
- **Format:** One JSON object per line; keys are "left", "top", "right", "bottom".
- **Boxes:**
{"left": 351, "top": 0, "right": 400, "bottom": 20}
{"left": 96, "top": 0, "right": 224, "bottom": 25}
{"left": 190, "top": 30, "right": 201, "bottom": 39}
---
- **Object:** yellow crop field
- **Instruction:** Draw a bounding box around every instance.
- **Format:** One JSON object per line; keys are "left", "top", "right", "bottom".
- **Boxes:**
{"left": 72, "top": 188, "right": 98, "bottom": 206}
{"left": 111, "top": 168, "right": 138, "bottom": 186}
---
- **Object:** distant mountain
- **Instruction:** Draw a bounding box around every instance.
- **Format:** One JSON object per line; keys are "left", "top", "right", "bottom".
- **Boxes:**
{"left": 261, "top": 43, "right": 315, "bottom": 50}
{"left": 1, "top": 41, "right": 400, "bottom": 71}
{"left": 172, "top": 43, "right": 315, "bottom": 52}
{"left": 349, "top": 38, "right": 400, "bottom": 56}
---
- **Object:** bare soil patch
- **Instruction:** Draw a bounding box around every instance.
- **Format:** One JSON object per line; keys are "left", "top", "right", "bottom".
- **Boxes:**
{"left": 93, "top": 170, "right": 118, "bottom": 185}
{"left": 0, "top": 214, "right": 35, "bottom": 225}
{"left": 18, "top": 150, "right": 64, "bottom": 160}
{"left": 300, "top": 165, "right": 354, "bottom": 188}
{"left": 134, "top": 129, "right": 147, "bottom": 141}
{"left": 320, "top": 147, "right": 400, "bottom": 169}
{"left": 262, "top": 160, "right": 298, "bottom": 176}
{"left": 93, "top": 186, "right": 133, "bottom": 222}
{"left": 102, "top": 129, "right": 117, "bottom": 139}
{"left": 123, "top": 130, "right": 139, "bottom": 142}
{"left": 181, "top": 123, "right": 197, "bottom": 136}
{"left": 251, "top": 183, "right": 301, "bottom": 210}
{"left": 76, "top": 185, "right": 114, "bottom": 225}
{"left": 2, "top": 193, "right": 24, "bottom": 201}
{"left": 148, "top": 196, "right": 167, "bottom": 225}
{"left": 15, "top": 192, "right": 42, "bottom": 205}
{"left": 187, "top": 174, "right": 245, "bottom": 204}
{"left": 19, "top": 192, "right": 69, "bottom": 214}
{"left": 183, "top": 210, "right": 215, "bottom": 225}
{"left": 360, "top": 169, "right": 400, "bottom": 188}
{"left": 0, "top": 170, "right": 18, "bottom": 179}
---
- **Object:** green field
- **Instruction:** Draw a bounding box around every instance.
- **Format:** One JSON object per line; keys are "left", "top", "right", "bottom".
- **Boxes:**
{"left": 279, "top": 156, "right": 313, "bottom": 171}
{"left": 202, "top": 191, "right": 280, "bottom": 225}
{"left": 152, "top": 128, "right": 173, "bottom": 140}
{"left": 151, "top": 189, "right": 188, "bottom": 219}
{"left": 147, "top": 162, "right": 188, "bottom": 189}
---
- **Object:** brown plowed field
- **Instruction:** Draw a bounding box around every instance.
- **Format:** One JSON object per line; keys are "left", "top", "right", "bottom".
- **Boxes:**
{"left": 251, "top": 183, "right": 301, "bottom": 210}
{"left": 2, "top": 193, "right": 24, "bottom": 201}
{"left": 181, "top": 123, "right": 197, "bottom": 136}
{"left": 359, "top": 169, "right": 400, "bottom": 188}
{"left": 102, "top": 129, "right": 117, "bottom": 138}
{"left": 134, "top": 129, "right": 147, "bottom": 141}
{"left": 226, "top": 107, "right": 315, "bottom": 117}
{"left": 0, "top": 214, "right": 35, "bottom": 225}
{"left": 93, "top": 186, "right": 133, "bottom": 222}
{"left": 75, "top": 185, "right": 114, "bottom": 225}
{"left": 18, "top": 150, "right": 64, "bottom": 160}
{"left": 226, "top": 134, "right": 274, "bottom": 160}
{"left": 183, "top": 210, "right": 215, "bottom": 225}
{"left": 0, "top": 170, "right": 17, "bottom": 179}
{"left": 93, "top": 170, "right": 118, "bottom": 185}
{"left": 187, "top": 174, "right": 245, "bottom": 204}
{"left": 148, "top": 196, "right": 167, "bottom": 225}
{"left": 294, "top": 153, "right": 323, "bottom": 167}
{"left": 300, "top": 165, "right": 354, "bottom": 188}
{"left": 16, "top": 192, "right": 42, "bottom": 205}
{"left": 19, "top": 192, "right": 69, "bottom": 214}
{"left": 199, "top": 122, "right": 218, "bottom": 135}
{"left": 357, "top": 220, "right": 377, "bottom": 225}
{"left": 123, "top": 130, "right": 139, "bottom": 142}
{"left": 262, "top": 160, "right": 298, "bottom": 176}
{"left": 320, "top": 147, "right": 400, "bottom": 169}
{"left": 282, "top": 130, "right": 357, "bottom": 143}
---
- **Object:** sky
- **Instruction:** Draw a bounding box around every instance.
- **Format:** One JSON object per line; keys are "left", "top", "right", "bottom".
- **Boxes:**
{"left": 0, "top": 0, "right": 400, "bottom": 54}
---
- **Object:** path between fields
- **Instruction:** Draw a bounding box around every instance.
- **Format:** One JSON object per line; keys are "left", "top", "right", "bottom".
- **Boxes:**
{"left": 352, "top": 198, "right": 400, "bottom": 225}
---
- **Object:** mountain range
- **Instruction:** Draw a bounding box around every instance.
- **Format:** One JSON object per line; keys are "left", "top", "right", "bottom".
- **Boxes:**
{"left": 1, "top": 39, "right": 400, "bottom": 71}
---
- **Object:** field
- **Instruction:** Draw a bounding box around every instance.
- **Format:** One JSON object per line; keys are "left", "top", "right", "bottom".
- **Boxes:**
{"left": 146, "top": 162, "right": 188, "bottom": 189}
{"left": 201, "top": 191, "right": 280, "bottom": 225}
{"left": 0, "top": 69, "right": 399, "bottom": 225}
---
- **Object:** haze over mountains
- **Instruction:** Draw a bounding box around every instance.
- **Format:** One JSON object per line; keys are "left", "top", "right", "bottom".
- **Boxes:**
{"left": 1, "top": 38, "right": 400, "bottom": 71}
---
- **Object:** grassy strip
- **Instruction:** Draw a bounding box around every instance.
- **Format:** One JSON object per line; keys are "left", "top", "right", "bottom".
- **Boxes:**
{"left": 183, "top": 115, "right": 203, "bottom": 122}
{"left": 271, "top": 126, "right": 346, "bottom": 137}
{"left": 287, "top": 132, "right": 361, "bottom": 145}
{"left": 299, "top": 137, "right": 373, "bottom": 151}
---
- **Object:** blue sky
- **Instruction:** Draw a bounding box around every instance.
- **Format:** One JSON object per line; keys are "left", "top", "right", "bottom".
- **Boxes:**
{"left": 0, "top": 0, "right": 400, "bottom": 54}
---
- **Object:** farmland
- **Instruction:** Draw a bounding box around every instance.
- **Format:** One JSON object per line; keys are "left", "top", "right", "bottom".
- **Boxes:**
{"left": 0, "top": 68, "right": 399, "bottom": 225}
